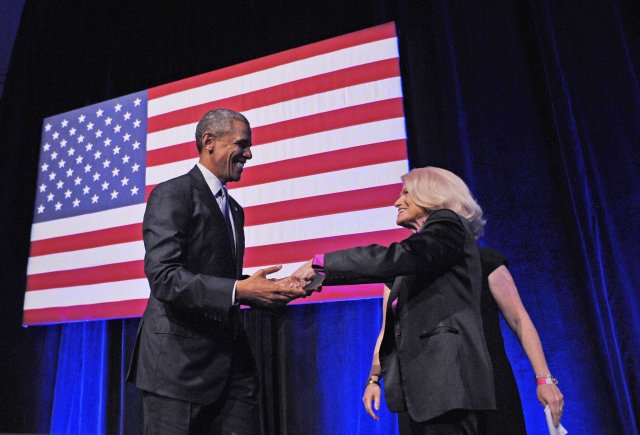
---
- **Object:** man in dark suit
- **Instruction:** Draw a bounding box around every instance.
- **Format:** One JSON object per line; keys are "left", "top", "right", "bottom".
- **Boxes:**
{"left": 295, "top": 168, "right": 496, "bottom": 434}
{"left": 127, "top": 109, "right": 305, "bottom": 434}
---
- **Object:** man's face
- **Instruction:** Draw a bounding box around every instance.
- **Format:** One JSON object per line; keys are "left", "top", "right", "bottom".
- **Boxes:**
{"left": 204, "top": 120, "right": 252, "bottom": 183}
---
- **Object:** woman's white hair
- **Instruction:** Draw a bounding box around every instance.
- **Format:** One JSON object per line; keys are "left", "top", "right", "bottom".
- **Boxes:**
{"left": 401, "top": 167, "right": 485, "bottom": 238}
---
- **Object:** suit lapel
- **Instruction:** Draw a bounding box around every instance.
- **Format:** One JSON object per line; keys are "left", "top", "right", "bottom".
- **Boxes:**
{"left": 189, "top": 166, "right": 219, "bottom": 216}
{"left": 228, "top": 195, "right": 243, "bottom": 275}
{"left": 188, "top": 166, "right": 236, "bottom": 259}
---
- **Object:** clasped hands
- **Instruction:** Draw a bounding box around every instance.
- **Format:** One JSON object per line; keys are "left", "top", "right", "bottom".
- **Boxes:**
{"left": 292, "top": 260, "right": 325, "bottom": 294}
{"left": 235, "top": 260, "right": 324, "bottom": 309}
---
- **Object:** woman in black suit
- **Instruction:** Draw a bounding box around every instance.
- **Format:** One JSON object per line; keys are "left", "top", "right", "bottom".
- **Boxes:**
{"left": 363, "top": 247, "right": 565, "bottom": 433}
{"left": 295, "top": 167, "right": 495, "bottom": 434}
{"left": 356, "top": 167, "right": 565, "bottom": 432}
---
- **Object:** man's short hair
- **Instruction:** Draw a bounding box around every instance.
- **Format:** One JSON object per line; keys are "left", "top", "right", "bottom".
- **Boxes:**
{"left": 195, "top": 109, "right": 250, "bottom": 152}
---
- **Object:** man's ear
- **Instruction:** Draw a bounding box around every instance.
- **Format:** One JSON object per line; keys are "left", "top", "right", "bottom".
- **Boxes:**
{"left": 202, "top": 132, "right": 215, "bottom": 153}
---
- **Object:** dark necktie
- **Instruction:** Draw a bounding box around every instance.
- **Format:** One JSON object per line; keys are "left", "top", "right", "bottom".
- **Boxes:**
{"left": 219, "top": 186, "right": 235, "bottom": 256}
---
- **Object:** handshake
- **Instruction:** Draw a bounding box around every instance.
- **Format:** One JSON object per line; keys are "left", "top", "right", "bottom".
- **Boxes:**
{"left": 235, "top": 260, "right": 325, "bottom": 309}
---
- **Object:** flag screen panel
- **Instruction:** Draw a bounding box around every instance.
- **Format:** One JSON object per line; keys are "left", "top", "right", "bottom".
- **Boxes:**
{"left": 24, "top": 22, "right": 410, "bottom": 325}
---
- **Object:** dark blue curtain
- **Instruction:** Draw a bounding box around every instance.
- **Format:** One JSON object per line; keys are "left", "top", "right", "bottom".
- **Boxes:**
{"left": 398, "top": 1, "right": 640, "bottom": 432}
{"left": 1, "top": 1, "right": 638, "bottom": 434}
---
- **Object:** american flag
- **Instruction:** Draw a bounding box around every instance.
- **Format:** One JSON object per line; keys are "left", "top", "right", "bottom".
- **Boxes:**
{"left": 24, "top": 22, "right": 410, "bottom": 325}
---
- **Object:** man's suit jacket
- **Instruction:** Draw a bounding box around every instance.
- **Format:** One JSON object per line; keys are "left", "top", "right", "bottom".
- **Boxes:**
{"left": 127, "top": 165, "right": 252, "bottom": 405}
{"left": 322, "top": 209, "right": 495, "bottom": 422}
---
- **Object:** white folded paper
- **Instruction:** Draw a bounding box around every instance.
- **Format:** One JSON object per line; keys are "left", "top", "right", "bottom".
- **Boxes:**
{"left": 545, "top": 405, "right": 568, "bottom": 435}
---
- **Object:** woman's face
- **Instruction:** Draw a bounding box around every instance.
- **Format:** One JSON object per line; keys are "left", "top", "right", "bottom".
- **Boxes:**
{"left": 394, "top": 184, "right": 429, "bottom": 231}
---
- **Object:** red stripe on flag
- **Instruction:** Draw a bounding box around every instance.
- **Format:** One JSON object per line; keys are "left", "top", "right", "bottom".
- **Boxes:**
{"left": 244, "top": 183, "right": 403, "bottom": 226}
{"left": 244, "top": 228, "right": 410, "bottom": 267}
{"left": 146, "top": 143, "right": 198, "bottom": 167}
{"left": 27, "top": 229, "right": 409, "bottom": 290}
{"left": 29, "top": 223, "right": 142, "bottom": 257}
{"left": 252, "top": 98, "right": 404, "bottom": 145}
{"left": 148, "top": 22, "right": 397, "bottom": 99}
{"left": 145, "top": 185, "right": 155, "bottom": 201}
{"left": 26, "top": 184, "right": 403, "bottom": 265}
{"left": 289, "top": 284, "right": 384, "bottom": 305}
{"left": 146, "top": 98, "right": 404, "bottom": 168}
{"left": 23, "top": 299, "right": 149, "bottom": 325}
{"left": 231, "top": 140, "right": 407, "bottom": 188}
{"left": 147, "top": 58, "right": 401, "bottom": 133}
{"left": 21, "top": 286, "right": 382, "bottom": 325}
{"left": 26, "top": 260, "right": 144, "bottom": 291}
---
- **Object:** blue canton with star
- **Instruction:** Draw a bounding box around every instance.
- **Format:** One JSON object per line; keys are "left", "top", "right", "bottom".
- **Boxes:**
{"left": 34, "top": 91, "right": 147, "bottom": 222}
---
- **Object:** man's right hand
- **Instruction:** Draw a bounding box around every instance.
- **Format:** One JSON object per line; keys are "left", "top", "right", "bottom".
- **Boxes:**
{"left": 235, "top": 265, "right": 307, "bottom": 308}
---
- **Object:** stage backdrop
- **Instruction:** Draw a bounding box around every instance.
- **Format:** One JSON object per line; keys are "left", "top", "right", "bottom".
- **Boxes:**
{"left": 25, "top": 22, "right": 410, "bottom": 325}
{"left": 1, "top": 1, "right": 638, "bottom": 434}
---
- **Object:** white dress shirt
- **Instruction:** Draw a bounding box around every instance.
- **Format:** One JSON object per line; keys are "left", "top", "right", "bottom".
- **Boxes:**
{"left": 196, "top": 163, "right": 239, "bottom": 305}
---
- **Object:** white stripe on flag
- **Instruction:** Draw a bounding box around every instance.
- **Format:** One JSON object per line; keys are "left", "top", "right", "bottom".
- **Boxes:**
{"left": 27, "top": 241, "right": 145, "bottom": 275}
{"left": 249, "top": 118, "right": 406, "bottom": 167}
{"left": 147, "top": 78, "right": 403, "bottom": 151}
{"left": 27, "top": 205, "right": 398, "bottom": 275}
{"left": 243, "top": 261, "right": 308, "bottom": 278}
{"left": 30, "top": 203, "right": 146, "bottom": 242}
{"left": 146, "top": 159, "right": 198, "bottom": 186}
{"left": 244, "top": 206, "right": 398, "bottom": 247}
{"left": 145, "top": 117, "right": 407, "bottom": 184}
{"left": 30, "top": 159, "right": 407, "bottom": 256}
{"left": 243, "top": 78, "right": 402, "bottom": 131}
{"left": 23, "top": 279, "right": 150, "bottom": 310}
{"left": 231, "top": 161, "right": 409, "bottom": 207}
{"left": 148, "top": 38, "right": 399, "bottom": 118}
